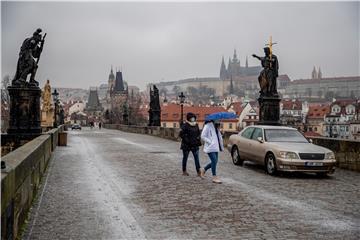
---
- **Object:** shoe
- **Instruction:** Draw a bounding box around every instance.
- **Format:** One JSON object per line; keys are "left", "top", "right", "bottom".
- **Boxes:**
{"left": 199, "top": 168, "right": 205, "bottom": 178}
{"left": 183, "top": 171, "right": 189, "bottom": 176}
{"left": 212, "top": 176, "right": 222, "bottom": 184}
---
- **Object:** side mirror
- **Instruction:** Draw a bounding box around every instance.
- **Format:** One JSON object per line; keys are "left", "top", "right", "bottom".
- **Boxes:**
{"left": 309, "top": 139, "right": 313, "bottom": 144}
{"left": 257, "top": 137, "right": 264, "bottom": 143}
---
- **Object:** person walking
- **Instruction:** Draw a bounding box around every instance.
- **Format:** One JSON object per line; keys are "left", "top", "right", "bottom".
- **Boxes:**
{"left": 179, "top": 112, "right": 202, "bottom": 176}
{"left": 200, "top": 120, "right": 224, "bottom": 184}
{"left": 99, "top": 121, "right": 102, "bottom": 129}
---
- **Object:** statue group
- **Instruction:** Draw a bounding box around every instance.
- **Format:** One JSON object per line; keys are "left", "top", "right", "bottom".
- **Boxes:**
{"left": 13, "top": 28, "right": 46, "bottom": 87}
{"left": 7, "top": 28, "right": 46, "bottom": 135}
{"left": 148, "top": 85, "right": 161, "bottom": 126}
{"left": 252, "top": 37, "right": 281, "bottom": 125}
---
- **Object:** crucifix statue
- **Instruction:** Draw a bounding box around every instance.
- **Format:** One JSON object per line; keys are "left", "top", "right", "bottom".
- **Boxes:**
{"left": 252, "top": 36, "right": 279, "bottom": 97}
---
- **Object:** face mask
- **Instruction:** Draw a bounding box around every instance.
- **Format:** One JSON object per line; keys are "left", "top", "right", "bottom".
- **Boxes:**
{"left": 190, "top": 117, "right": 196, "bottom": 122}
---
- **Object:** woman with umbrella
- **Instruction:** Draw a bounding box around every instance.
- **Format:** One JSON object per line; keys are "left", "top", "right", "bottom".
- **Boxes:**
{"left": 200, "top": 112, "right": 237, "bottom": 183}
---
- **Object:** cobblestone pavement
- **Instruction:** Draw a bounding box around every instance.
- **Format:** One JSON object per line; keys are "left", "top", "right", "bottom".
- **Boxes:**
{"left": 23, "top": 128, "right": 360, "bottom": 240}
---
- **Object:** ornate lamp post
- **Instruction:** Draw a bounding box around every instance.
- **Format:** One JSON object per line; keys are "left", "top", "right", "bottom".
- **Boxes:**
{"left": 179, "top": 92, "right": 185, "bottom": 127}
{"left": 52, "top": 89, "right": 59, "bottom": 128}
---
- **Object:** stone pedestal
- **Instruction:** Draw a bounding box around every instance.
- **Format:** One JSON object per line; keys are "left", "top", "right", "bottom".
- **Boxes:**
{"left": 41, "top": 110, "right": 54, "bottom": 128}
{"left": 258, "top": 96, "right": 281, "bottom": 126}
{"left": 7, "top": 86, "right": 42, "bottom": 135}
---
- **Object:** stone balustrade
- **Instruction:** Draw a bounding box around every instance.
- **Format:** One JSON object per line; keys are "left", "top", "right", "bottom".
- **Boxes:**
{"left": 1, "top": 126, "right": 64, "bottom": 240}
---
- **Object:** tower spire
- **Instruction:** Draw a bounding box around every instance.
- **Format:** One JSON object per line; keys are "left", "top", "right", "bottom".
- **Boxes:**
{"left": 312, "top": 66, "right": 317, "bottom": 79}
{"left": 220, "top": 56, "right": 228, "bottom": 80}
{"left": 318, "top": 67, "right": 322, "bottom": 79}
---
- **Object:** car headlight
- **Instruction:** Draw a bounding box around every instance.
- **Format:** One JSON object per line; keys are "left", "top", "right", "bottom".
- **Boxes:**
{"left": 279, "top": 151, "right": 299, "bottom": 159}
{"left": 325, "top": 152, "right": 335, "bottom": 160}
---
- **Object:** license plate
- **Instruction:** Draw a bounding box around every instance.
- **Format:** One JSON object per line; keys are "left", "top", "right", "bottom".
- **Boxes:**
{"left": 305, "top": 162, "right": 323, "bottom": 166}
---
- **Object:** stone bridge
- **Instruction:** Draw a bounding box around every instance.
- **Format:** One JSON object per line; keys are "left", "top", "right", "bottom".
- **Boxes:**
{"left": 2, "top": 127, "right": 360, "bottom": 239}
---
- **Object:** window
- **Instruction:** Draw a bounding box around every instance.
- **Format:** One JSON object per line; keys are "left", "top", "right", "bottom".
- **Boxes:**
{"left": 241, "top": 127, "right": 254, "bottom": 139}
{"left": 314, "top": 127, "right": 317, "bottom": 131}
{"left": 173, "top": 122, "right": 177, "bottom": 128}
{"left": 251, "top": 128, "right": 263, "bottom": 140}
{"left": 229, "top": 123, "right": 233, "bottom": 129}
{"left": 162, "top": 123, "right": 166, "bottom": 127}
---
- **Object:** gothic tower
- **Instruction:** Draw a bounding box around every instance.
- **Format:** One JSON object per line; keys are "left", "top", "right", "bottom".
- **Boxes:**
{"left": 318, "top": 67, "right": 322, "bottom": 79}
{"left": 312, "top": 66, "right": 318, "bottom": 79}
{"left": 220, "top": 56, "right": 227, "bottom": 80}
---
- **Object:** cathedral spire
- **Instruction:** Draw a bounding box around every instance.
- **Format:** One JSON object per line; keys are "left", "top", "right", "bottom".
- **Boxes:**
{"left": 318, "top": 67, "right": 322, "bottom": 79}
{"left": 312, "top": 66, "right": 317, "bottom": 79}
{"left": 220, "top": 56, "right": 227, "bottom": 80}
{"left": 229, "top": 76, "right": 234, "bottom": 95}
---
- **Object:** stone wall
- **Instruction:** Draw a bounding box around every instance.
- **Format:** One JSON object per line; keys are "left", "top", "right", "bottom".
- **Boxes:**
{"left": 105, "top": 124, "right": 360, "bottom": 172}
{"left": 308, "top": 137, "right": 360, "bottom": 172}
{"left": 1, "top": 126, "right": 64, "bottom": 240}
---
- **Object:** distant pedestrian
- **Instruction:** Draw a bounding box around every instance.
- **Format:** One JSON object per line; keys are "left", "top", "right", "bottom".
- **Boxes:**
{"left": 200, "top": 120, "right": 224, "bottom": 184}
{"left": 99, "top": 122, "right": 102, "bottom": 129}
{"left": 179, "top": 112, "right": 202, "bottom": 176}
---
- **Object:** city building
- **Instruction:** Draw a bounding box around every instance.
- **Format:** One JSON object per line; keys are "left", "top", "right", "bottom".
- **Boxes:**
{"left": 305, "top": 103, "right": 331, "bottom": 136}
{"left": 85, "top": 87, "right": 103, "bottom": 122}
{"left": 323, "top": 99, "right": 358, "bottom": 139}
{"left": 280, "top": 99, "right": 303, "bottom": 129}
{"left": 283, "top": 76, "right": 360, "bottom": 100}
{"left": 160, "top": 103, "right": 239, "bottom": 131}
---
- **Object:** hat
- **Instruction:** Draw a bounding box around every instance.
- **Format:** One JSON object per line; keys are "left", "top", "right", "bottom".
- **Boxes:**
{"left": 186, "top": 112, "right": 196, "bottom": 121}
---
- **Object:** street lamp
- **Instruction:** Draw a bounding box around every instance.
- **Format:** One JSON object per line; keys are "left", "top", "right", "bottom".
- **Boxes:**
{"left": 52, "top": 89, "right": 59, "bottom": 128}
{"left": 179, "top": 92, "right": 185, "bottom": 127}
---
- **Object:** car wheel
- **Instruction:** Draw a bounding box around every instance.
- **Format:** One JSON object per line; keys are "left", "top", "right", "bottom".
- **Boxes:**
{"left": 231, "top": 146, "right": 243, "bottom": 166}
{"left": 265, "top": 153, "right": 277, "bottom": 176}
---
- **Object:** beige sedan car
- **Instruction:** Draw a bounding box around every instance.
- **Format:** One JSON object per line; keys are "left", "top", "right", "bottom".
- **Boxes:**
{"left": 227, "top": 126, "right": 336, "bottom": 176}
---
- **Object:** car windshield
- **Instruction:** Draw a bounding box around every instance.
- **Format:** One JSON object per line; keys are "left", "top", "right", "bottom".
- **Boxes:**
{"left": 264, "top": 129, "right": 308, "bottom": 143}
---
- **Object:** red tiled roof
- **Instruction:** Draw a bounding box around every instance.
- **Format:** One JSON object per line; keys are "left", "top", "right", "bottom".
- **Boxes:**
{"left": 281, "top": 99, "right": 302, "bottom": 110}
{"left": 307, "top": 104, "right": 330, "bottom": 119}
{"left": 161, "top": 103, "right": 227, "bottom": 121}
{"left": 228, "top": 102, "right": 244, "bottom": 115}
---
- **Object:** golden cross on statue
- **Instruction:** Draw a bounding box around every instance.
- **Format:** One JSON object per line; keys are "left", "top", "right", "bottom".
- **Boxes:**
{"left": 265, "top": 36, "right": 277, "bottom": 59}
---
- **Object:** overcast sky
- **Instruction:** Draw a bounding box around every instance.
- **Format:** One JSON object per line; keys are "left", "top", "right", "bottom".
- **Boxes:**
{"left": 1, "top": 1, "right": 359, "bottom": 90}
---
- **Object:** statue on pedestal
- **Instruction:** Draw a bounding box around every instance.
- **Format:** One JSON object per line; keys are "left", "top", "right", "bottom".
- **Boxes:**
{"left": 41, "top": 79, "right": 54, "bottom": 128}
{"left": 148, "top": 85, "right": 161, "bottom": 126}
{"left": 252, "top": 36, "right": 281, "bottom": 125}
{"left": 7, "top": 28, "right": 46, "bottom": 135}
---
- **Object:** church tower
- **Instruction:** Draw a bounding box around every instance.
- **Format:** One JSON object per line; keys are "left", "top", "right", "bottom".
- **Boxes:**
{"left": 311, "top": 66, "right": 318, "bottom": 79}
{"left": 220, "top": 56, "right": 228, "bottom": 80}
{"left": 318, "top": 67, "right": 322, "bottom": 79}
{"left": 109, "top": 67, "right": 115, "bottom": 89}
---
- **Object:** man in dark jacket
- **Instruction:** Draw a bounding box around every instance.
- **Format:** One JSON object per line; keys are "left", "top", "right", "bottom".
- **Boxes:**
{"left": 179, "top": 112, "right": 202, "bottom": 176}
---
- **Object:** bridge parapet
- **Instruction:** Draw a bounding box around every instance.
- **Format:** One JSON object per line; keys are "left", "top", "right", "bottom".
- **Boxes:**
{"left": 105, "top": 124, "right": 360, "bottom": 172}
{"left": 1, "top": 126, "right": 64, "bottom": 240}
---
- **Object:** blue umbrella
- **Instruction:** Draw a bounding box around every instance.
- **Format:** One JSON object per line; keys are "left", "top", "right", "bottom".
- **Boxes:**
{"left": 205, "top": 112, "right": 238, "bottom": 121}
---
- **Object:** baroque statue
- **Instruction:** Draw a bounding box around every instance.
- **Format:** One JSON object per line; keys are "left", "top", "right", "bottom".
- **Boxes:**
{"left": 148, "top": 85, "right": 161, "bottom": 126}
{"left": 252, "top": 37, "right": 279, "bottom": 97}
{"left": 12, "top": 28, "right": 46, "bottom": 87}
{"left": 41, "top": 79, "right": 52, "bottom": 112}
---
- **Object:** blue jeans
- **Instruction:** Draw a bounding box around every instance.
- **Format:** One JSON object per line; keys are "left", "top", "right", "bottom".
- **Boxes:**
{"left": 204, "top": 152, "right": 218, "bottom": 176}
{"left": 182, "top": 149, "right": 200, "bottom": 173}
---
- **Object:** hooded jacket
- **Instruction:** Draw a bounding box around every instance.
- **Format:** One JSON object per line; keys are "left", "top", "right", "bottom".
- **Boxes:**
{"left": 201, "top": 122, "right": 224, "bottom": 153}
